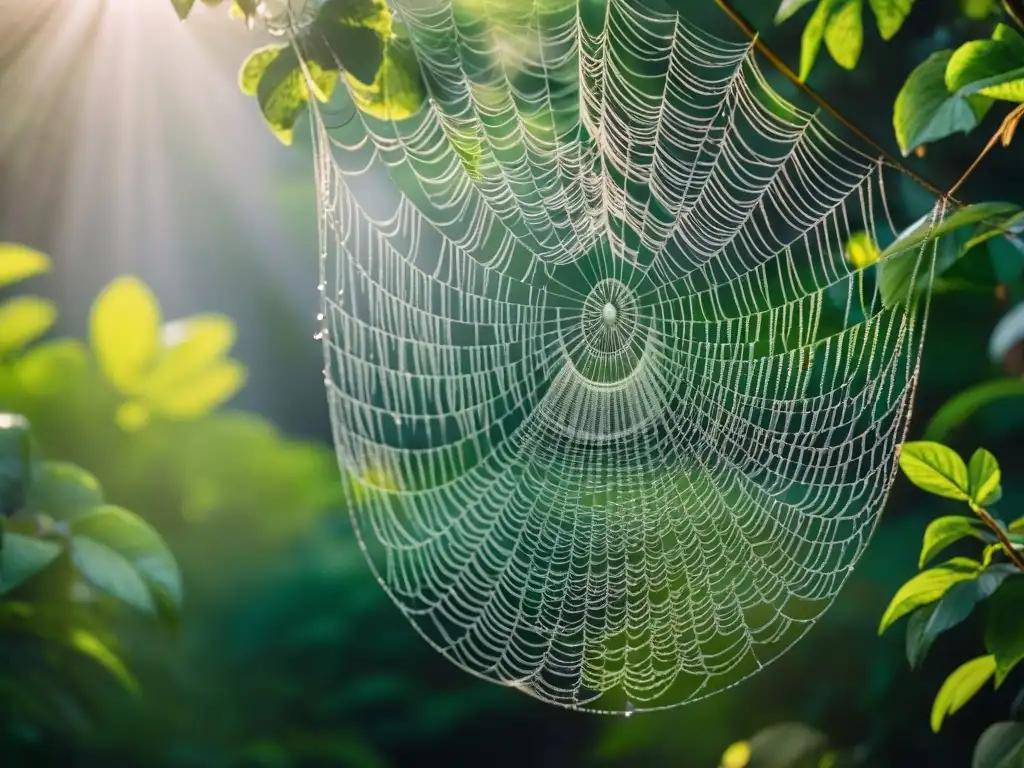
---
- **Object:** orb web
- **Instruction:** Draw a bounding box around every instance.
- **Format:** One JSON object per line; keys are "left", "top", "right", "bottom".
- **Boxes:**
{"left": 306, "top": 0, "right": 942, "bottom": 712}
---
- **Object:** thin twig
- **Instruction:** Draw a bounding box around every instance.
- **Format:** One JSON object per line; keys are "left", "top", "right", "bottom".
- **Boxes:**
{"left": 947, "top": 104, "right": 1024, "bottom": 198}
{"left": 974, "top": 504, "right": 1024, "bottom": 573}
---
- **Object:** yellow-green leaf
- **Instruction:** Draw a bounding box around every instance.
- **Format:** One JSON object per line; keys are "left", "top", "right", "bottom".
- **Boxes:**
{"left": 67, "top": 628, "right": 139, "bottom": 693}
{"left": 239, "top": 44, "right": 286, "bottom": 97}
{"left": 800, "top": 0, "right": 837, "bottom": 81}
{"left": 720, "top": 740, "right": 751, "bottom": 768}
{"left": 115, "top": 401, "right": 151, "bottom": 433}
{"left": 931, "top": 654, "right": 996, "bottom": 732}
{"left": 868, "top": 0, "right": 915, "bottom": 40}
{"left": 0, "top": 296, "right": 57, "bottom": 355}
{"left": 878, "top": 557, "right": 982, "bottom": 634}
{"left": 149, "top": 359, "right": 246, "bottom": 419}
{"left": 257, "top": 50, "right": 338, "bottom": 145}
{"left": 968, "top": 448, "right": 1002, "bottom": 506}
{"left": 0, "top": 244, "right": 50, "bottom": 288}
{"left": 347, "top": 43, "right": 426, "bottom": 122}
{"left": 919, "top": 516, "right": 988, "bottom": 567}
{"left": 90, "top": 276, "right": 161, "bottom": 395}
{"left": 899, "top": 441, "right": 970, "bottom": 500}
{"left": 824, "top": 0, "right": 864, "bottom": 71}
{"left": 845, "top": 230, "right": 882, "bottom": 269}
{"left": 146, "top": 314, "right": 237, "bottom": 396}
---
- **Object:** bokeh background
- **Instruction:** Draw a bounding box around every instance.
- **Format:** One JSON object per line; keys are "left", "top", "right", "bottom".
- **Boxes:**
{"left": 0, "top": 0, "right": 1022, "bottom": 765}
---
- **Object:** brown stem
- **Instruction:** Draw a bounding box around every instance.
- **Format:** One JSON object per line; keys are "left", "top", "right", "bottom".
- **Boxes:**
{"left": 1004, "top": 0, "right": 1024, "bottom": 31}
{"left": 974, "top": 504, "right": 1024, "bottom": 573}
{"left": 947, "top": 105, "right": 1024, "bottom": 198}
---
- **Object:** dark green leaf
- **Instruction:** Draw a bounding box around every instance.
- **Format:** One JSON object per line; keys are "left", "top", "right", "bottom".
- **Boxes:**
{"left": 907, "top": 603, "right": 938, "bottom": 669}
{"left": 27, "top": 461, "right": 103, "bottom": 521}
{"left": 0, "top": 413, "right": 34, "bottom": 517}
{"left": 776, "top": 0, "right": 819, "bottom": 23}
{"left": 70, "top": 536, "right": 155, "bottom": 614}
{"left": 920, "top": 516, "right": 989, "bottom": 567}
{"left": 932, "top": 655, "right": 996, "bottom": 732}
{"left": 893, "top": 50, "right": 993, "bottom": 156}
{"left": 320, "top": 21, "right": 384, "bottom": 86}
{"left": 984, "top": 577, "right": 1024, "bottom": 686}
{"left": 879, "top": 557, "right": 982, "bottom": 634}
{"left": 0, "top": 533, "right": 62, "bottom": 594}
{"left": 974, "top": 722, "right": 1024, "bottom": 768}
{"left": 924, "top": 379, "right": 1024, "bottom": 441}
{"left": 882, "top": 203, "right": 1021, "bottom": 259}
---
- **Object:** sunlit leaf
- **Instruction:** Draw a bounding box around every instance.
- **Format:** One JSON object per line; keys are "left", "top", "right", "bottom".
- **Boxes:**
{"left": 973, "top": 722, "right": 1024, "bottom": 768}
{"left": 824, "top": 0, "right": 863, "bottom": 71}
{"left": 894, "top": 50, "right": 993, "bottom": 155}
{"left": 948, "top": 25, "right": 1024, "bottom": 103}
{"left": 149, "top": 359, "right": 247, "bottom": 419}
{"left": 72, "top": 505, "right": 183, "bottom": 611}
{"left": 984, "top": 577, "right": 1024, "bottom": 686}
{"left": 70, "top": 535, "right": 155, "bottom": 614}
{"left": 146, "top": 314, "right": 237, "bottom": 395}
{"left": 67, "top": 628, "right": 140, "bottom": 693}
{"left": 0, "top": 244, "right": 50, "bottom": 288}
{"left": 90, "top": 276, "right": 161, "bottom": 395}
{"left": 920, "top": 516, "right": 989, "bottom": 567}
{"left": 845, "top": 230, "right": 882, "bottom": 269}
{"left": 0, "top": 296, "right": 57, "bottom": 356}
{"left": 899, "top": 441, "right": 970, "bottom": 500}
{"left": 321, "top": 0, "right": 393, "bottom": 38}
{"left": 27, "top": 462, "right": 104, "bottom": 521}
{"left": 0, "top": 533, "right": 62, "bottom": 594}
{"left": 879, "top": 557, "right": 982, "bottom": 634}
{"left": 968, "top": 448, "right": 1002, "bottom": 507}
{"left": 15, "top": 339, "right": 89, "bottom": 397}
{"left": 932, "top": 654, "right": 996, "bottom": 732}
{"left": 239, "top": 44, "right": 287, "bottom": 97}
{"left": 256, "top": 48, "right": 338, "bottom": 145}
{"left": 868, "top": 0, "right": 915, "bottom": 40}
{"left": 347, "top": 42, "right": 427, "bottom": 122}
{"left": 800, "top": 0, "right": 838, "bottom": 81}
{"left": 720, "top": 740, "right": 751, "bottom": 768}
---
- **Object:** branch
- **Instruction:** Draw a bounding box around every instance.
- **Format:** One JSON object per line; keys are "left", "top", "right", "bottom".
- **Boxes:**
{"left": 974, "top": 504, "right": 1024, "bottom": 573}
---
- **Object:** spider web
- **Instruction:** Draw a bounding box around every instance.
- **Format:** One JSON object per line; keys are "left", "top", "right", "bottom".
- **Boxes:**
{"left": 306, "top": 0, "right": 942, "bottom": 712}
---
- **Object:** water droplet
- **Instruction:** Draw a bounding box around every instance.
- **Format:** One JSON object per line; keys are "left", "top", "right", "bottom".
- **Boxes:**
{"left": 624, "top": 701, "right": 635, "bottom": 717}
{"left": 317, "top": 282, "right": 325, "bottom": 292}
{"left": 317, "top": 313, "right": 324, "bottom": 321}
{"left": 393, "top": 414, "right": 402, "bottom": 425}
{"left": 313, "top": 332, "right": 323, "bottom": 341}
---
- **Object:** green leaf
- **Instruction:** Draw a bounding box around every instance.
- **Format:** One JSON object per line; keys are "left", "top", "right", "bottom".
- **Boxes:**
{"left": 776, "top": 0, "right": 819, "bottom": 23}
{"left": 90, "top": 276, "right": 161, "bottom": 396}
{"left": 14, "top": 339, "right": 89, "bottom": 397}
{"left": 968, "top": 448, "right": 1002, "bottom": 507}
{"left": 146, "top": 314, "right": 238, "bottom": 395}
{"left": 894, "top": 50, "right": 993, "bottom": 156}
{"left": 868, "top": 0, "right": 914, "bottom": 39}
{"left": 0, "top": 413, "right": 34, "bottom": 517}
{"left": 845, "top": 230, "right": 882, "bottom": 269}
{"left": 70, "top": 535, "right": 155, "bottom": 614}
{"left": 800, "top": 0, "right": 838, "bottom": 81}
{"left": 924, "top": 379, "right": 1024, "bottom": 441}
{"left": 255, "top": 47, "right": 338, "bottom": 145}
{"left": 150, "top": 360, "right": 246, "bottom": 419}
{"left": 973, "top": 722, "right": 1024, "bottom": 768}
{"left": 320, "top": 0, "right": 393, "bottom": 37}
{"left": 170, "top": 0, "right": 197, "bottom": 19}
{"left": 0, "top": 297, "right": 57, "bottom": 356}
{"left": 920, "top": 516, "right": 989, "bottom": 567}
{"left": 346, "top": 41, "right": 427, "bottom": 122}
{"left": 71, "top": 505, "right": 183, "bottom": 611}
{"left": 899, "top": 441, "right": 970, "bottom": 500}
{"left": 0, "top": 533, "right": 62, "bottom": 594}
{"left": 27, "top": 462, "right": 104, "bottom": 521}
{"left": 319, "top": 20, "right": 384, "bottom": 87}
{"left": 908, "top": 566, "right": 1017, "bottom": 670}
{"left": 984, "top": 577, "right": 1024, "bottom": 686}
{"left": 0, "top": 244, "right": 50, "bottom": 288}
{"left": 947, "top": 31, "right": 1024, "bottom": 103}
{"left": 882, "top": 203, "right": 1021, "bottom": 260}
{"left": 932, "top": 654, "right": 996, "bottom": 732}
{"left": 824, "top": 0, "right": 863, "bottom": 70}
{"left": 990, "top": 304, "right": 1024, "bottom": 364}
{"left": 0, "top": 602, "right": 139, "bottom": 692}
{"left": 239, "top": 44, "right": 287, "bottom": 97}
{"left": 879, "top": 557, "right": 982, "bottom": 634}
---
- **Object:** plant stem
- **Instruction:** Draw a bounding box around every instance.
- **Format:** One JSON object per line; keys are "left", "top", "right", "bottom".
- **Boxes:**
{"left": 974, "top": 504, "right": 1024, "bottom": 572}
{"left": 947, "top": 105, "right": 1024, "bottom": 198}
{"left": 1004, "top": 0, "right": 1024, "bottom": 31}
